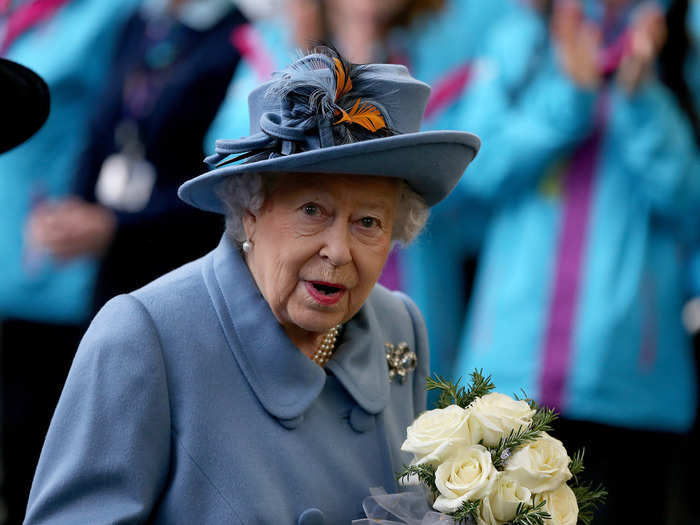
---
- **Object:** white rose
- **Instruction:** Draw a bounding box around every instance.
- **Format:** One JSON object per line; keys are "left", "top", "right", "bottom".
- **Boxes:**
{"left": 433, "top": 445, "right": 498, "bottom": 514}
{"left": 535, "top": 484, "right": 579, "bottom": 525}
{"left": 488, "top": 473, "right": 532, "bottom": 523}
{"left": 401, "top": 405, "right": 472, "bottom": 465}
{"left": 477, "top": 493, "right": 499, "bottom": 525}
{"left": 468, "top": 393, "right": 535, "bottom": 447}
{"left": 504, "top": 433, "right": 572, "bottom": 493}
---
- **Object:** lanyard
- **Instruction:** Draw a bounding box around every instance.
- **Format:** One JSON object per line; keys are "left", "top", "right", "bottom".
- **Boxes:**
{"left": 120, "top": 12, "right": 198, "bottom": 122}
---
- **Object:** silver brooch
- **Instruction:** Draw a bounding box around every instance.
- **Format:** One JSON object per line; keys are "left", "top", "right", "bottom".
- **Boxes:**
{"left": 385, "top": 342, "right": 417, "bottom": 383}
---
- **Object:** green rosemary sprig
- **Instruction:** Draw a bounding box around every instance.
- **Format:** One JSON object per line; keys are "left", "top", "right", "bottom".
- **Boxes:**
{"left": 426, "top": 374, "right": 467, "bottom": 408}
{"left": 426, "top": 375, "right": 458, "bottom": 409}
{"left": 569, "top": 448, "right": 585, "bottom": 483}
{"left": 489, "top": 407, "right": 558, "bottom": 470}
{"left": 505, "top": 500, "right": 551, "bottom": 525}
{"left": 395, "top": 463, "right": 438, "bottom": 498}
{"left": 572, "top": 483, "right": 607, "bottom": 525}
{"left": 449, "top": 499, "right": 481, "bottom": 524}
{"left": 463, "top": 369, "right": 497, "bottom": 407}
{"left": 426, "top": 369, "right": 496, "bottom": 409}
{"left": 513, "top": 389, "right": 538, "bottom": 410}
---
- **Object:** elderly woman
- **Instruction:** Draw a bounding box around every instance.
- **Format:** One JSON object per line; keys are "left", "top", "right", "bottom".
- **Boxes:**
{"left": 24, "top": 48, "right": 479, "bottom": 524}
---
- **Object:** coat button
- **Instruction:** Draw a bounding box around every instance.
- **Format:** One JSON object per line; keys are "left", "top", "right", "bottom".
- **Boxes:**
{"left": 298, "top": 507, "right": 324, "bottom": 525}
{"left": 349, "top": 405, "right": 375, "bottom": 433}
{"left": 278, "top": 415, "right": 304, "bottom": 429}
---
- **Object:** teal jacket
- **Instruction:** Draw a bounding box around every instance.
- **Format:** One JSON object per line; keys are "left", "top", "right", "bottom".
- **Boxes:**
{"left": 453, "top": 4, "right": 700, "bottom": 432}
{"left": 0, "top": 0, "right": 139, "bottom": 323}
{"left": 25, "top": 236, "right": 430, "bottom": 524}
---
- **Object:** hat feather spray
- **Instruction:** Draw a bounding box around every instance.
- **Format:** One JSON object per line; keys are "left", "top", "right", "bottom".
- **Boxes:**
{"left": 268, "top": 47, "right": 394, "bottom": 146}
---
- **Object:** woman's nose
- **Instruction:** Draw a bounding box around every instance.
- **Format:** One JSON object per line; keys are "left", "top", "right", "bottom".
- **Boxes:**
{"left": 319, "top": 224, "right": 352, "bottom": 267}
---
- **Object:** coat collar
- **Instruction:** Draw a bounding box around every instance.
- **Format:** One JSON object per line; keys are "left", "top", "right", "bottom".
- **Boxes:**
{"left": 202, "top": 235, "right": 391, "bottom": 421}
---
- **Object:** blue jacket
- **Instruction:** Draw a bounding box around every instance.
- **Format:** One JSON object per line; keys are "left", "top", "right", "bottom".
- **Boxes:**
{"left": 0, "top": 0, "right": 139, "bottom": 323}
{"left": 453, "top": 4, "right": 700, "bottom": 432}
{"left": 25, "top": 235, "right": 429, "bottom": 524}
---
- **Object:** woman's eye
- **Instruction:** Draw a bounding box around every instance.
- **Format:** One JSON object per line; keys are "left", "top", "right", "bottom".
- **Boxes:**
{"left": 302, "top": 203, "right": 320, "bottom": 216}
{"left": 359, "top": 217, "right": 379, "bottom": 228}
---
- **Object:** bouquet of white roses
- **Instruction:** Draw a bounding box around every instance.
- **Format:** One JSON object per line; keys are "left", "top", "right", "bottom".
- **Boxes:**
{"left": 390, "top": 371, "right": 606, "bottom": 525}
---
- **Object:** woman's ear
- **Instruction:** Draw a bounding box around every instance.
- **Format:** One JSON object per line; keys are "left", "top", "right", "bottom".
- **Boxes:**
{"left": 241, "top": 209, "right": 257, "bottom": 241}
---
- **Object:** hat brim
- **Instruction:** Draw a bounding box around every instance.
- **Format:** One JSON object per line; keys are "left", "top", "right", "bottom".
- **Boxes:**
{"left": 0, "top": 58, "right": 50, "bottom": 154}
{"left": 179, "top": 130, "right": 480, "bottom": 213}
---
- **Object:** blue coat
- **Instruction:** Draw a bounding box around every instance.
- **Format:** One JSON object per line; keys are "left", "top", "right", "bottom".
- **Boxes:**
{"left": 25, "top": 236, "right": 430, "bottom": 524}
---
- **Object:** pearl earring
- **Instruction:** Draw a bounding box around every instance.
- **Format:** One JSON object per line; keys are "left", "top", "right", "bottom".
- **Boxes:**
{"left": 242, "top": 240, "right": 253, "bottom": 253}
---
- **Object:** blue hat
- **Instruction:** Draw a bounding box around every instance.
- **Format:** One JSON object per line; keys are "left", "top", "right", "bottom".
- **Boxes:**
{"left": 178, "top": 50, "right": 480, "bottom": 212}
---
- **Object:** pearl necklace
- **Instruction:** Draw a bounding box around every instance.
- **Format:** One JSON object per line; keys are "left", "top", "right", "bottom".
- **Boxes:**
{"left": 312, "top": 324, "right": 342, "bottom": 367}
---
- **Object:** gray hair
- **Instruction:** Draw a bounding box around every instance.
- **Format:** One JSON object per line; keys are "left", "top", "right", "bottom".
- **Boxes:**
{"left": 217, "top": 172, "right": 429, "bottom": 246}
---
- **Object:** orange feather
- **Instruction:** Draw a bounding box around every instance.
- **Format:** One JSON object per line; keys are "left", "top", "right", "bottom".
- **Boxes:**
{"left": 334, "top": 99, "right": 387, "bottom": 132}
{"left": 333, "top": 58, "right": 353, "bottom": 100}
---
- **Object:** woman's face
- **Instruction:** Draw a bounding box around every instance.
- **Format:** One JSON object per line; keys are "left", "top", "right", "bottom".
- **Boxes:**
{"left": 243, "top": 173, "right": 399, "bottom": 337}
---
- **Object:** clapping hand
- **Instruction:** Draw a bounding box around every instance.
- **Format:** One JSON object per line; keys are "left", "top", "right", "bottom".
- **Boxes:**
{"left": 551, "top": 0, "right": 602, "bottom": 90}
{"left": 26, "top": 198, "right": 116, "bottom": 261}
{"left": 551, "top": 0, "right": 666, "bottom": 93}
{"left": 616, "top": 3, "right": 667, "bottom": 93}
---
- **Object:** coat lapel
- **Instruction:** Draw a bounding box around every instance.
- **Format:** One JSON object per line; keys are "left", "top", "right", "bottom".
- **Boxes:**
{"left": 327, "top": 296, "right": 391, "bottom": 415}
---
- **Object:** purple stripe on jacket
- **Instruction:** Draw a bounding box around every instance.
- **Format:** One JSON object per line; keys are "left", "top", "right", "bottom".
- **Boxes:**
{"left": 423, "top": 63, "right": 473, "bottom": 122}
{"left": 539, "top": 93, "right": 610, "bottom": 411}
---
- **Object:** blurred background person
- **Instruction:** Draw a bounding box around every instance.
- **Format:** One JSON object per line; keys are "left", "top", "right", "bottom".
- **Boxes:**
{"left": 27, "top": 0, "right": 248, "bottom": 316}
{"left": 0, "top": 1, "right": 139, "bottom": 522}
{"left": 678, "top": 0, "right": 700, "bottom": 522}
{"left": 450, "top": 0, "right": 700, "bottom": 523}
{"left": 683, "top": 0, "right": 700, "bottom": 385}
{"left": 207, "top": 0, "right": 509, "bottom": 380}
{"left": 396, "top": 0, "right": 508, "bottom": 381}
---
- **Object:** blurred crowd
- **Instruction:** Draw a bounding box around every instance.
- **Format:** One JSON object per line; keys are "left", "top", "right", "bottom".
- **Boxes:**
{"left": 1, "top": 0, "right": 699, "bottom": 523}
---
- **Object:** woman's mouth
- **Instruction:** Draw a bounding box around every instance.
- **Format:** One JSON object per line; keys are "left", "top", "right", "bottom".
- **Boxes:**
{"left": 305, "top": 281, "right": 346, "bottom": 306}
